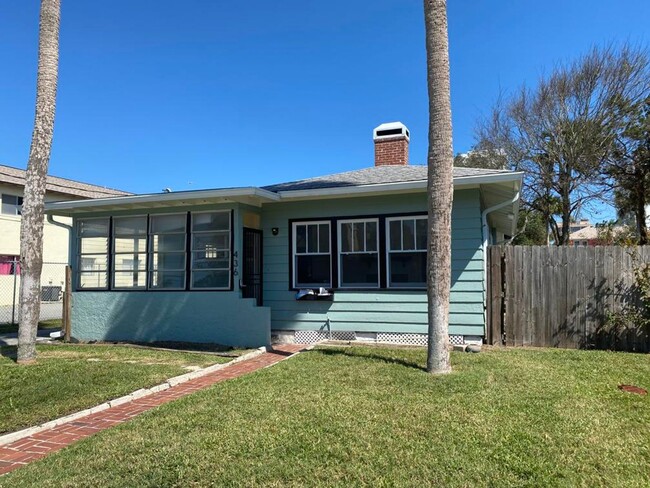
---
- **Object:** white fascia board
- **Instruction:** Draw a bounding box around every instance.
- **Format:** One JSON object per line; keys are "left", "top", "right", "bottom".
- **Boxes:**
{"left": 277, "top": 172, "right": 523, "bottom": 201}
{"left": 45, "top": 187, "right": 280, "bottom": 214}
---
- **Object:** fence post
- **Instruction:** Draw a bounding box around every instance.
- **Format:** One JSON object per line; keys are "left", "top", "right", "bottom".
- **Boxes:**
{"left": 11, "top": 260, "right": 18, "bottom": 324}
{"left": 63, "top": 266, "right": 72, "bottom": 342}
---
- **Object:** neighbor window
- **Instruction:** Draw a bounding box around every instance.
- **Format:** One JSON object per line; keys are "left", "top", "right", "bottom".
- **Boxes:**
{"left": 77, "top": 218, "right": 110, "bottom": 289}
{"left": 113, "top": 216, "right": 147, "bottom": 289}
{"left": 293, "top": 221, "right": 331, "bottom": 288}
{"left": 338, "top": 219, "right": 379, "bottom": 288}
{"left": 0, "top": 255, "right": 20, "bottom": 275}
{"left": 1, "top": 195, "right": 23, "bottom": 216}
{"left": 387, "top": 216, "right": 427, "bottom": 288}
{"left": 191, "top": 211, "right": 231, "bottom": 289}
{"left": 149, "top": 214, "right": 186, "bottom": 289}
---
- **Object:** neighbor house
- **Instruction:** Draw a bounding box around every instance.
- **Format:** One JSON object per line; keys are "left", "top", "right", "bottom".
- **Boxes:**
{"left": 45, "top": 123, "right": 521, "bottom": 347}
{"left": 0, "top": 164, "right": 130, "bottom": 311}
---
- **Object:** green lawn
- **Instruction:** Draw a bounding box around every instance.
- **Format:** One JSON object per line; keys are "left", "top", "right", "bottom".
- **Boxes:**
{"left": 2, "top": 346, "right": 649, "bottom": 487}
{"left": 0, "top": 344, "right": 237, "bottom": 435}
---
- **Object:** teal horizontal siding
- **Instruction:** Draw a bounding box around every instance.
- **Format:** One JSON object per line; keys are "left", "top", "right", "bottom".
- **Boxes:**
{"left": 261, "top": 189, "right": 485, "bottom": 337}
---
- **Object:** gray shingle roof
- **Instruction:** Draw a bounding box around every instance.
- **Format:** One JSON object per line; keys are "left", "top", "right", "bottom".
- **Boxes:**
{"left": 0, "top": 164, "right": 131, "bottom": 199}
{"left": 262, "top": 165, "right": 514, "bottom": 192}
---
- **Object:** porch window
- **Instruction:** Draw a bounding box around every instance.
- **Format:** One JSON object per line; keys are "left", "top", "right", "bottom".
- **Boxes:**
{"left": 149, "top": 214, "right": 186, "bottom": 290}
{"left": 293, "top": 221, "right": 331, "bottom": 288}
{"left": 338, "top": 219, "right": 379, "bottom": 288}
{"left": 387, "top": 216, "right": 427, "bottom": 288}
{"left": 77, "top": 218, "right": 110, "bottom": 289}
{"left": 191, "top": 211, "right": 231, "bottom": 289}
{"left": 113, "top": 216, "right": 147, "bottom": 289}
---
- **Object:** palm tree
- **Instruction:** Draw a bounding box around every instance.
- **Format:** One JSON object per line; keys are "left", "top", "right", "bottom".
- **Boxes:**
{"left": 423, "top": 0, "right": 452, "bottom": 374}
{"left": 17, "top": 0, "right": 61, "bottom": 364}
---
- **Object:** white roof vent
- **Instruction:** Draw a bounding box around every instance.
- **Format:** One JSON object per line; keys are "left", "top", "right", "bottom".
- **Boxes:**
{"left": 373, "top": 122, "right": 410, "bottom": 141}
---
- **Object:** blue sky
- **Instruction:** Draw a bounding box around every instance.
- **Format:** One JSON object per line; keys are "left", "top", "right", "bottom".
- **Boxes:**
{"left": 0, "top": 1, "right": 648, "bottom": 215}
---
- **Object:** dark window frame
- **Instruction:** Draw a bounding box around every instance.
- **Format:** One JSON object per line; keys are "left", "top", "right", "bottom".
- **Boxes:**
{"left": 288, "top": 211, "right": 427, "bottom": 292}
{"left": 75, "top": 210, "right": 234, "bottom": 293}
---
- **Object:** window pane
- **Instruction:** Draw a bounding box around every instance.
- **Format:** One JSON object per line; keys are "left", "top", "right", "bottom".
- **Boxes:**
{"left": 389, "top": 252, "right": 426, "bottom": 287}
{"left": 192, "top": 270, "right": 229, "bottom": 289}
{"left": 149, "top": 271, "right": 185, "bottom": 289}
{"left": 114, "top": 271, "right": 146, "bottom": 288}
{"left": 114, "top": 216, "right": 147, "bottom": 236}
{"left": 1, "top": 195, "right": 21, "bottom": 215}
{"left": 150, "top": 214, "right": 186, "bottom": 233}
{"left": 340, "top": 223, "right": 352, "bottom": 253}
{"left": 192, "top": 232, "right": 229, "bottom": 251}
{"left": 416, "top": 218, "right": 427, "bottom": 250}
{"left": 80, "top": 237, "right": 108, "bottom": 254}
{"left": 151, "top": 234, "right": 185, "bottom": 252}
{"left": 79, "top": 219, "right": 109, "bottom": 237}
{"left": 296, "top": 225, "right": 306, "bottom": 254}
{"left": 150, "top": 252, "right": 185, "bottom": 271}
{"left": 296, "top": 255, "right": 330, "bottom": 287}
{"left": 352, "top": 223, "right": 364, "bottom": 252}
{"left": 403, "top": 219, "right": 415, "bottom": 250}
{"left": 114, "top": 237, "right": 146, "bottom": 253}
{"left": 307, "top": 224, "right": 318, "bottom": 253}
{"left": 340, "top": 254, "right": 378, "bottom": 287}
{"left": 192, "top": 212, "right": 229, "bottom": 232}
{"left": 366, "top": 222, "right": 377, "bottom": 252}
{"left": 79, "top": 272, "right": 107, "bottom": 289}
{"left": 318, "top": 224, "right": 329, "bottom": 253}
{"left": 80, "top": 255, "right": 107, "bottom": 271}
{"left": 114, "top": 255, "right": 146, "bottom": 271}
{"left": 389, "top": 220, "right": 401, "bottom": 251}
{"left": 192, "top": 251, "right": 229, "bottom": 269}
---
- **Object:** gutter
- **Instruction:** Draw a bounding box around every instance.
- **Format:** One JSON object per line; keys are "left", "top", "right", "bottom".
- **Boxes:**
{"left": 480, "top": 191, "right": 520, "bottom": 337}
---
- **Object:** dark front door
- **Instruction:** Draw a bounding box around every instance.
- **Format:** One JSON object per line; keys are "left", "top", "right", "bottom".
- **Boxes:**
{"left": 242, "top": 228, "right": 263, "bottom": 306}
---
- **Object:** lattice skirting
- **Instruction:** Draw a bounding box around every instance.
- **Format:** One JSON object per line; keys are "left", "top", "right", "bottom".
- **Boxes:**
{"left": 288, "top": 331, "right": 468, "bottom": 346}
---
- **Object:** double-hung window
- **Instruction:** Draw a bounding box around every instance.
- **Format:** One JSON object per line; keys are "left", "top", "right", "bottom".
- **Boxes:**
{"left": 338, "top": 219, "right": 379, "bottom": 288}
{"left": 149, "top": 214, "right": 186, "bottom": 290}
{"left": 293, "top": 221, "right": 331, "bottom": 288}
{"left": 77, "top": 218, "right": 110, "bottom": 289}
{"left": 191, "top": 211, "right": 231, "bottom": 289}
{"left": 113, "top": 216, "right": 147, "bottom": 289}
{"left": 387, "top": 216, "right": 427, "bottom": 288}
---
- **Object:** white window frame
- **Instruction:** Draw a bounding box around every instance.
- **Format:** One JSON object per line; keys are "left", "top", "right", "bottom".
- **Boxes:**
{"left": 385, "top": 215, "right": 428, "bottom": 289}
{"left": 337, "top": 218, "right": 380, "bottom": 289}
{"left": 292, "top": 220, "right": 332, "bottom": 289}
{"left": 190, "top": 210, "right": 231, "bottom": 290}
{"left": 112, "top": 215, "right": 148, "bottom": 290}
{"left": 77, "top": 217, "right": 110, "bottom": 290}
{"left": 148, "top": 212, "right": 187, "bottom": 290}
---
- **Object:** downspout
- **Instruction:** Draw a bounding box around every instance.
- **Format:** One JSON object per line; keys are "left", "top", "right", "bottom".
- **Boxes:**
{"left": 47, "top": 213, "right": 73, "bottom": 280}
{"left": 480, "top": 191, "right": 520, "bottom": 337}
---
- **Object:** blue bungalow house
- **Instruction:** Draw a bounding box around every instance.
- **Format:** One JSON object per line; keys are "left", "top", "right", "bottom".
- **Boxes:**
{"left": 45, "top": 123, "right": 521, "bottom": 348}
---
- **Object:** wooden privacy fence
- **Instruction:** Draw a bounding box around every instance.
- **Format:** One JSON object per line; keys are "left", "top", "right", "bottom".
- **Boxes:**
{"left": 487, "top": 245, "right": 650, "bottom": 352}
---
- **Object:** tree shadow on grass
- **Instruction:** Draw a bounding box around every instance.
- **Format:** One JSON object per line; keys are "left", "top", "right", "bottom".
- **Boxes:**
{"left": 0, "top": 345, "right": 17, "bottom": 362}
{"left": 315, "top": 347, "right": 426, "bottom": 372}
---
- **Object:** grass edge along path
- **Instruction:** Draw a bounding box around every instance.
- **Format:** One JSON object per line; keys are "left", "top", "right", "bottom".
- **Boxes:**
{"left": 0, "top": 344, "right": 306, "bottom": 476}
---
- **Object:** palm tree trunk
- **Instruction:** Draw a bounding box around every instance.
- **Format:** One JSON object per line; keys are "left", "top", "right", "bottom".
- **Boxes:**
{"left": 424, "top": 0, "right": 452, "bottom": 374}
{"left": 17, "top": 0, "right": 61, "bottom": 364}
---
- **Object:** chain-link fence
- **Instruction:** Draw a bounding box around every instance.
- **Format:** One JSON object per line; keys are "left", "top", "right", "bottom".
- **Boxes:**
{"left": 0, "top": 260, "right": 68, "bottom": 325}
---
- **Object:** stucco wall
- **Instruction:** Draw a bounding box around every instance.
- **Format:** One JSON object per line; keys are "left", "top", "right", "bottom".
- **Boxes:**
{"left": 260, "top": 189, "right": 485, "bottom": 337}
{"left": 72, "top": 291, "right": 270, "bottom": 347}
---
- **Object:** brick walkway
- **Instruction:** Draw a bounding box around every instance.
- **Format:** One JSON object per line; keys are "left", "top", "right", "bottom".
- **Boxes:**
{"left": 0, "top": 344, "right": 306, "bottom": 476}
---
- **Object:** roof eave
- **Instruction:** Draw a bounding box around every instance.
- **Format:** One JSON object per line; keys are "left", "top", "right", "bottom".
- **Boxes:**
{"left": 45, "top": 187, "right": 280, "bottom": 216}
{"left": 277, "top": 171, "right": 524, "bottom": 201}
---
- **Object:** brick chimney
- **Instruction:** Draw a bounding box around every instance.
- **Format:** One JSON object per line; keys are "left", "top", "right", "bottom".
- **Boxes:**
{"left": 373, "top": 122, "right": 410, "bottom": 166}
